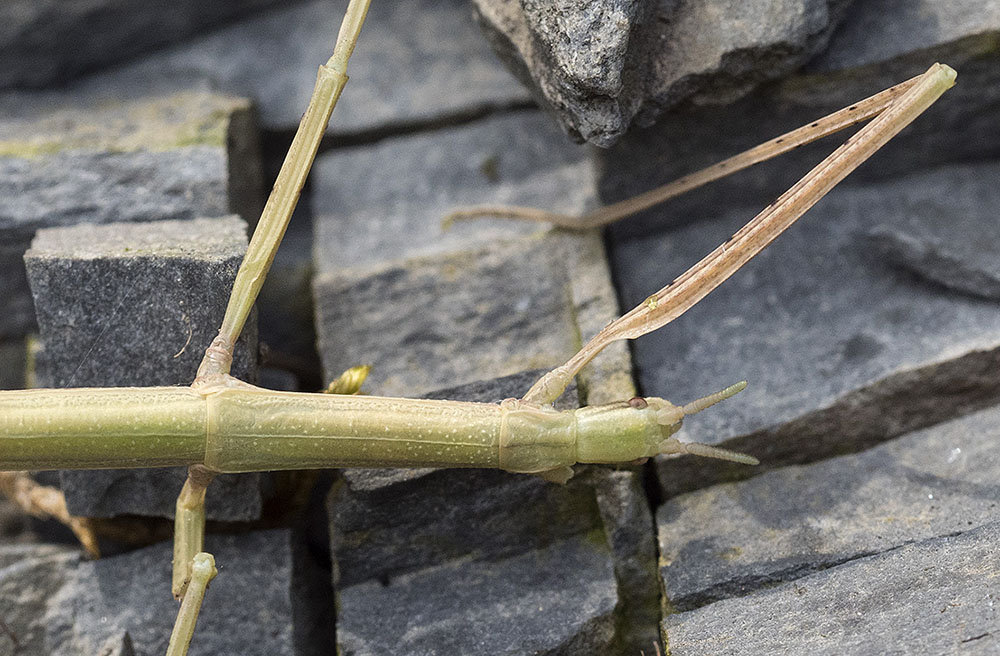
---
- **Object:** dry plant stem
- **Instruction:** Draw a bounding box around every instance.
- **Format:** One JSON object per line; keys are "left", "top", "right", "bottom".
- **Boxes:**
{"left": 172, "top": 466, "right": 216, "bottom": 599}
{"left": 195, "top": 0, "right": 372, "bottom": 381}
{"left": 0, "top": 471, "right": 99, "bottom": 557}
{"left": 166, "top": 552, "right": 218, "bottom": 656}
{"left": 443, "top": 73, "right": 923, "bottom": 230}
{"left": 523, "top": 63, "right": 957, "bottom": 405}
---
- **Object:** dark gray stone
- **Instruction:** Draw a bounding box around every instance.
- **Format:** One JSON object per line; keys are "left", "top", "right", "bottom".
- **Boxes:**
{"left": 337, "top": 535, "right": 618, "bottom": 656}
{"left": 662, "top": 521, "right": 1000, "bottom": 655}
{"left": 311, "top": 109, "right": 596, "bottom": 274}
{"left": 76, "top": 0, "right": 531, "bottom": 135}
{"left": 0, "top": 88, "right": 261, "bottom": 340}
{"left": 0, "top": 0, "right": 299, "bottom": 89}
{"left": 310, "top": 108, "right": 633, "bottom": 403}
{"left": 3, "top": 530, "right": 320, "bottom": 656}
{"left": 658, "top": 403, "right": 1000, "bottom": 612}
{"left": 328, "top": 373, "right": 630, "bottom": 654}
{"left": 24, "top": 217, "right": 267, "bottom": 521}
{"left": 587, "top": 468, "right": 661, "bottom": 655}
{"left": 473, "top": 0, "right": 852, "bottom": 146}
{"left": 314, "top": 238, "right": 580, "bottom": 398}
{"left": 609, "top": 161, "right": 1000, "bottom": 495}
{"left": 810, "top": 0, "right": 1000, "bottom": 74}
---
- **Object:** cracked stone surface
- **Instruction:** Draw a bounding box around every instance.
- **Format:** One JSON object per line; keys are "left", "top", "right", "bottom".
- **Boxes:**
{"left": 0, "top": 87, "right": 260, "bottom": 340}
{"left": 662, "top": 520, "right": 1000, "bottom": 655}
{"left": 658, "top": 403, "right": 1000, "bottom": 611}
{"left": 311, "top": 108, "right": 631, "bottom": 402}
{"left": 473, "top": 0, "right": 853, "bottom": 146}
{"left": 24, "top": 217, "right": 264, "bottom": 521}
{"left": 72, "top": 0, "right": 531, "bottom": 135}
{"left": 329, "top": 372, "right": 630, "bottom": 655}
{"left": 0, "top": 530, "right": 328, "bottom": 656}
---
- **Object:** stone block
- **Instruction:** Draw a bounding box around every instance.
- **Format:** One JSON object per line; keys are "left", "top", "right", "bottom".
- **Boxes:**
{"left": 24, "top": 217, "right": 266, "bottom": 521}
{"left": 658, "top": 403, "right": 1000, "bottom": 611}
{"left": 311, "top": 108, "right": 632, "bottom": 402}
{"left": 0, "top": 87, "right": 261, "bottom": 340}
{"left": 473, "top": 0, "right": 852, "bottom": 145}
{"left": 662, "top": 521, "right": 1000, "bottom": 655}
{"left": 329, "top": 372, "right": 626, "bottom": 655}
{"left": 0, "top": 0, "right": 297, "bottom": 88}
{"left": 0, "top": 529, "right": 329, "bottom": 656}
{"left": 75, "top": 0, "right": 531, "bottom": 135}
{"left": 608, "top": 162, "right": 1000, "bottom": 495}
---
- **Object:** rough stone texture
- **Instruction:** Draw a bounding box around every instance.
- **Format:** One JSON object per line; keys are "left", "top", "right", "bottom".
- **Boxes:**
{"left": 24, "top": 217, "right": 265, "bottom": 521}
{"left": 810, "top": 0, "right": 1000, "bottom": 74}
{"left": 0, "top": 87, "right": 261, "bottom": 340}
{"left": 311, "top": 108, "right": 632, "bottom": 402}
{"left": 658, "top": 404, "right": 1000, "bottom": 612}
{"left": 0, "top": 0, "right": 298, "bottom": 89}
{"left": 338, "top": 536, "right": 618, "bottom": 656}
{"left": 613, "top": 162, "right": 1000, "bottom": 494}
{"left": 662, "top": 520, "right": 1000, "bottom": 655}
{"left": 314, "top": 238, "right": 579, "bottom": 398}
{"left": 473, "top": 0, "right": 853, "bottom": 146}
{"left": 75, "top": 0, "right": 532, "bottom": 135}
{"left": 311, "top": 110, "right": 595, "bottom": 274}
{"left": 330, "top": 372, "right": 624, "bottom": 655}
{"left": 0, "top": 530, "right": 327, "bottom": 656}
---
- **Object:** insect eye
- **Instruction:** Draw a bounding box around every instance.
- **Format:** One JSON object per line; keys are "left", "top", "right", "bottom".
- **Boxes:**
{"left": 627, "top": 397, "right": 648, "bottom": 409}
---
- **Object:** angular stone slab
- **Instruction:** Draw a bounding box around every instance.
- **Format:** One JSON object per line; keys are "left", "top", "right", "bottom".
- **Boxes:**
{"left": 311, "top": 108, "right": 632, "bottom": 402}
{"left": 338, "top": 535, "right": 618, "bottom": 656}
{"left": 76, "top": 0, "right": 531, "bottom": 135}
{"left": 473, "top": 0, "right": 851, "bottom": 146}
{"left": 1, "top": 530, "right": 327, "bottom": 656}
{"left": 328, "top": 372, "right": 659, "bottom": 654}
{"left": 24, "top": 217, "right": 265, "bottom": 520}
{"left": 0, "top": 0, "right": 294, "bottom": 88}
{"left": 658, "top": 403, "right": 1000, "bottom": 611}
{"left": 311, "top": 110, "right": 596, "bottom": 274}
{"left": 662, "top": 521, "right": 1000, "bottom": 655}
{"left": 607, "top": 162, "right": 1000, "bottom": 494}
{"left": 314, "top": 238, "right": 580, "bottom": 398}
{"left": 0, "top": 87, "right": 261, "bottom": 340}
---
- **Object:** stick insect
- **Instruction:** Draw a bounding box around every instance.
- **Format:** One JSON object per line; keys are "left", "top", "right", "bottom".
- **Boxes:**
{"left": 0, "top": 0, "right": 957, "bottom": 651}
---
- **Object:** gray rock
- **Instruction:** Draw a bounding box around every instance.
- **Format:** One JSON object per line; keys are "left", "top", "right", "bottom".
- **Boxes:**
{"left": 608, "top": 161, "right": 1000, "bottom": 496}
{"left": 311, "top": 108, "right": 632, "bottom": 403}
{"left": 24, "top": 217, "right": 266, "bottom": 521}
{"left": 76, "top": 0, "right": 531, "bottom": 135}
{"left": 311, "top": 109, "right": 596, "bottom": 275}
{"left": 337, "top": 535, "right": 618, "bottom": 656}
{"left": 473, "top": 0, "right": 852, "bottom": 146}
{"left": 662, "top": 520, "right": 1000, "bottom": 655}
{"left": 0, "top": 87, "right": 261, "bottom": 340}
{"left": 0, "top": 0, "right": 298, "bottom": 89}
{"left": 658, "top": 403, "right": 1000, "bottom": 611}
{"left": 0, "top": 530, "right": 323, "bottom": 656}
{"left": 314, "top": 238, "right": 579, "bottom": 398}
{"left": 587, "top": 468, "right": 661, "bottom": 655}
{"left": 328, "top": 374, "right": 631, "bottom": 654}
{"left": 810, "top": 0, "right": 1000, "bottom": 74}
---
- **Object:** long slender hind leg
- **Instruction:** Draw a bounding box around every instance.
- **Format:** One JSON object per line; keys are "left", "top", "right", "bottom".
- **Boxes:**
{"left": 521, "top": 63, "right": 957, "bottom": 406}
